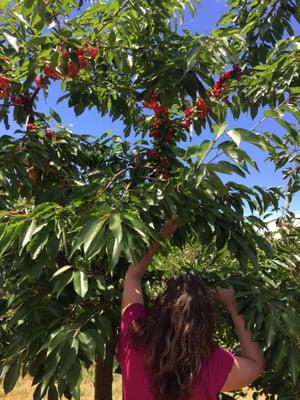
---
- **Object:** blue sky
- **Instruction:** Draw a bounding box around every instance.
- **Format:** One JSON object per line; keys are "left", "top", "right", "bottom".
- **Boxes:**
{"left": 3, "top": 0, "right": 299, "bottom": 214}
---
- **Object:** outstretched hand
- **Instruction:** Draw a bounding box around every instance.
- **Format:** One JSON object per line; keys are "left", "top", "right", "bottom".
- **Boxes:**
{"left": 210, "top": 287, "right": 237, "bottom": 312}
{"left": 160, "top": 214, "right": 178, "bottom": 238}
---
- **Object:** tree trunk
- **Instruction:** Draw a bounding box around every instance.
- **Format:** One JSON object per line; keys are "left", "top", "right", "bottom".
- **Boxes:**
{"left": 94, "top": 357, "right": 114, "bottom": 400}
{"left": 94, "top": 336, "right": 117, "bottom": 400}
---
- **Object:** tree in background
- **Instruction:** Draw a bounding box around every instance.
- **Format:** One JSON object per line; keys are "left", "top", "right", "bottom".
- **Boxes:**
{"left": 0, "top": 0, "right": 299, "bottom": 399}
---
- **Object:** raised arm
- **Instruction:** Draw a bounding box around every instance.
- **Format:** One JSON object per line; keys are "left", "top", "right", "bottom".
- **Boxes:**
{"left": 121, "top": 215, "right": 177, "bottom": 315}
{"left": 214, "top": 287, "right": 266, "bottom": 392}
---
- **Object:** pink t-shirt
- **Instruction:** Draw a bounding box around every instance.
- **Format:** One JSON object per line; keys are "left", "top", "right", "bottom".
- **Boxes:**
{"left": 116, "top": 303, "right": 234, "bottom": 400}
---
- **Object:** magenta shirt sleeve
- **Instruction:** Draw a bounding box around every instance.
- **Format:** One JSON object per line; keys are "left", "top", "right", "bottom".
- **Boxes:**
{"left": 116, "top": 303, "right": 147, "bottom": 363}
{"left": 206, "top": 347, "right": 235, "bottom": 394}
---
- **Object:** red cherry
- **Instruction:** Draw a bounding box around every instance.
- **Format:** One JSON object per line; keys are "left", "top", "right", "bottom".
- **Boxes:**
{"left": 0, "top": 89, "right": 9, "bottom": 99}
{"left": 11, "top": 96, "right": 25, "bottom": 106}
{"left": 151, "top": 150, "right": 159, "bottom": 160}
{"left": 55, "top": 133, "right": 62, "bottom": 140}
{"left": 150, "top": 129, "right": 160, "bottom": 139}
{"left": 44, "top": 64, "right": 61, "bottom": 80}
{"left": 77, "top": 54, "right": 88, "bottom": 69}
{"left": 153, "top": 104, "right": 168, "bottom": 115}
{"left": 160, "top": 158, "right": 169, "bottom": 168}
{"left": 63, "top": 50, "right": 70, "bottom": 60}
{"left": 67, "top": 61, "right": 78, "bottom": 77}
{"left": 45, "top": 129, "right": 54, "bottom": 139}
{"left": 0, "top": 74, "right": 10, "bottom": 90}
{"left": 26, "top": 123, "right": 38, "bottom": 131}
{"left": 35, "top": 75, "right": 48, "bottom": 88}
{"left": 146, "top": 149, "right": 159, "bottom": 160}
{"left": 88, "top": 47, "right": 99, "bottom": 59}
{"left": 76, "top": 48, "right": 84, "bottom": 56}
{"left": 184, "top": 107, "right": 194, "bottom": 117}
{"left": 181, "top": 118, "right": 192, "bottom": 128}
{"left": 152, "top": 117, "right": 160, "bottom": 128}
{"left": 163, "top": 132, "right": 172, "bottom": 143}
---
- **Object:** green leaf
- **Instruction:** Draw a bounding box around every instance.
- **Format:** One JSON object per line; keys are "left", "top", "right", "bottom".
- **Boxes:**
{"left": 77, "top": 331, "right": 96, "bottom": 362}
{"left": 73, "top": 271, "right": 88, "bottom": 298}
{"left": 51, "top": 265, "right": 73, "bottom": 279}
{"left": 0, "top": 0, "right": 10, "bottom": 7}
{"left": 184, "top": 140, "right": 213, "bottom": 164}
{"left": 107, "top": 231, "right": 123, "bottom": 271}
{"left": 52, "top": 270, "right": 74, "bottom": 297}
{"left": 28, "top": 227, "right": 49, "bottom": 259}
{"left": 109, "top": 213, "right": 122, "bottom": 242}
{"left": 3, "top": 32, "right": 19, "bottom": 52}
{"left": 4, "top": 359, "right": 20, "bottom": 394}
{"left": 212, "top": 121, "right": 227, "bottom": 138}
{"left": 23, "top": 0, "right": 35, "bottom": 9}
{"left": 227, "top": 129, "right": 267, "bottom": 150}
{"left": 66, "top": 360, "right": 81, "bottom": 393}
{"left": 59, "top": 342, "right": 77, "bottom": 374}
{"left": 264, "top": 314, "right": 277, "bottom": 348}
{"left": 50, "top": 108, "right": 62, "bottom": 123}
{"left": 85, "top": 227, "right": 106, "bottom": 260}
{"left": 21, "top": 219, "right": 37, "bottom": 248}
{"left": 71, "top": 216, "right": 107, "bottom": 257}
{"left": 83, "top": 218, "right": 107, "bottom": 255}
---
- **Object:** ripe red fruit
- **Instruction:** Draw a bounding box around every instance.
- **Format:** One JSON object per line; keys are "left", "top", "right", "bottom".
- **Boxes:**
{"left": 0, "top": 74, "right": 10, "bottom": 90}
{"left": 195, "top": 97, "right": 209, "bottom": 118}
{"left": 151, "top": 150, "right": 159, "bottom": 160}
{"left": 11, "top": 96, "right": 25, "bottom": 106}
{"left": 44, "top": 64, "right": 62, "bottom": 80}
{"left": 67, "top": 61, "right": 78, "bottom": 78}
{"left": 62, "top": 50, "right": 70, "bottom": 60}
{"left": 153, "top": 104, "right": 168, "bottom": 115}
{"left": 160, "top": 158, "right": 169, "bottom": 168}
{"left": 77, "top": 54, "right": 88, "bottom": 69}
{"left": 151, "top": 117, "right": 160, "bottom": 129}
{"left": 35, "top": 75, "right": 48, "bottom": 88}
{"left": 146, "top": 149, "right": 159, "bottom": 160}
{"left": 76, "top": 48, "right": 84, "bottom": 56}
{"left": 0, "top": 89, "right": 10, "bottom": 99}
{"left": 0, "top": 75, "right": 10, "bottom": 98}
{"left": 55, "top": 133, "right": 62, "bottom": 140}
{"left": 181, "top": 118, "right": 192, "bottom": 128}
{"left": 163, "top": 132, "right": 172, "bottom": 143}
{"left": 184, "top": 107, "right": 194, "bottom": 117}
{"left": 150, "top": 129, "right": 160, "bottom": 139}
{"left": 88, "top": 47, "right": 99, "bottom": 59}
{"left": 45, "top": 129, "right": 54, "bottom": 139}
{"left": 26, "top": 123, "right": 38, "bottom": 131}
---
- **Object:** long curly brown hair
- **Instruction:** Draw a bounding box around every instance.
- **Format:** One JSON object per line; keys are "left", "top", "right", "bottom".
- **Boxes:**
{"left": 129, "top": 273, "right": 216, "bottom": 400}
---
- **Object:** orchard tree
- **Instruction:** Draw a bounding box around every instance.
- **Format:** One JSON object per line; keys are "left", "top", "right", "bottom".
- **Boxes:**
{"left": 0, "top": 1, "right": 299, "bottom": 400}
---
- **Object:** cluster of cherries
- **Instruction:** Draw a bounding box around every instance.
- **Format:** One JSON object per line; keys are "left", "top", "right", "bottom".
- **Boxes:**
{"left": 35, "top": 45, "right": 100, "bottom": 83}
{"left": 211, "top": 64, "right": 242, "bottom": 97}
{"left": 0, "top": 44, "right": 100, "bottom": 135}
{"left": 57, "top": 45, "right": 100, "bottom": 78}
{"left": 143, "top": 93, "right": 209, "bottom": 180}
{"left": 143, "top": 64, "right": 243, "bottom": 180}
{"left": 143, "top": 92, "right": 174, "bottom": 180}
{"left": 0, "top": 74, "right": 10, "bottom": 99}
{"left": 25, "top": 124, "right": 62, "bottom": 140}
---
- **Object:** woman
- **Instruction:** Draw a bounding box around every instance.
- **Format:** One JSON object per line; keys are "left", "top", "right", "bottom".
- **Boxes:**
{"left": 116, "top": 216, "right": 265, "bottom": 400}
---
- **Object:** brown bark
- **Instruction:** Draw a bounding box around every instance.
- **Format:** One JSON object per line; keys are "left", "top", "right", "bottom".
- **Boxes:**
{"left": 94, "top": 357, "right": 114, "bottom": 400}
{"left": 94, "top": 336, "right": 117, "bottom": 400}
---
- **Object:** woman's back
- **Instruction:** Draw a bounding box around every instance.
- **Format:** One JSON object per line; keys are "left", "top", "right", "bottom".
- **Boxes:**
{"left": 117, "top": 303, "right": 234, "bottom": 400}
